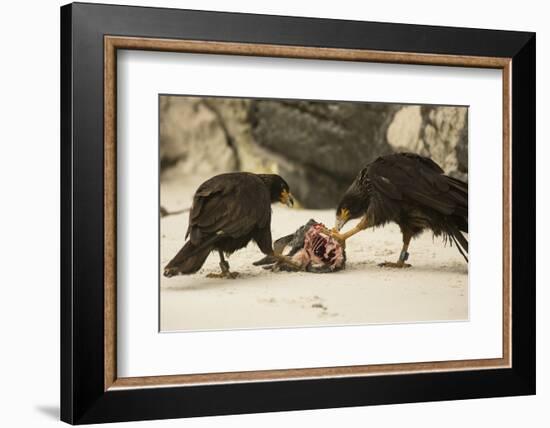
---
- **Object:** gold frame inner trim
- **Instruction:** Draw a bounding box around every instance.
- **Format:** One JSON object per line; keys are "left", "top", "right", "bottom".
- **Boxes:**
{"left": 104, "top": 36, "right": 512, "bottom": 391}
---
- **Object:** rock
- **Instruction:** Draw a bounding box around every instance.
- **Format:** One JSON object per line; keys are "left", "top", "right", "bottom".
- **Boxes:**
{"left": 160, "top": 97, "right": 468, "bottom": 209}
{"left": 387, "top": 105, "right": 468, "bottom": 180}
{"left": 421, "top": 106, "right": 468, "bottom": 180}
{"left": 197, "top": 98, "right": 278, "bottom": 174}
{"left": 163, "top": 98, "right": 396, "bottom": 208}
{"left": 159, "top": 96, "right": 237, "bottom": 178}
{"left": 387, "top": 106, "right": 424, "bottom": 154}
{"left": 249, "top": 100, "right": 398, "bottom": 207}
{"left": 276, "top": 160, "right": 349, "bottom": 209}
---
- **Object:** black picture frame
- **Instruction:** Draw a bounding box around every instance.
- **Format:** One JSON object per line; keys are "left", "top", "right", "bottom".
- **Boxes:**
{"left": 61, "top": 2, "right": 535, "bottom": 424}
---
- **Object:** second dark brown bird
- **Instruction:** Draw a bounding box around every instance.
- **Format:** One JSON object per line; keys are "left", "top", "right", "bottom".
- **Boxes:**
{"left": 331, "top": 152, "right": 468, "bottom": 268}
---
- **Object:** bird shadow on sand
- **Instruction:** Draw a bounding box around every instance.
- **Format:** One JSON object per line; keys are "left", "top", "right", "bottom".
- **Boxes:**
{"left": 408, "top": 262, "right": 468, "bottom": 275}
{"left": 161, "top": 258, "right": 467, "bottom": 292}
{"left": 162, "top": 278, "right": 245, "bottom": 292}
{"left": 344, "top": 260, "right": 379, "bottom": 271}
{"left": 161, "top": 269, "right": 295, "bottom": 291}
{"left": 342, "top": 259, "right": 467, "bottom": 275}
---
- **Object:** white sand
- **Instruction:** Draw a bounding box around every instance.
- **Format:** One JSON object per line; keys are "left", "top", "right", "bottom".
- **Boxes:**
{"left": 160, "top": 179, "right": 468, "bottom": 332}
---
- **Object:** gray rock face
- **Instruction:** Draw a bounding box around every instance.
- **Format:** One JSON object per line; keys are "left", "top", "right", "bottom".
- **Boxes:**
{"left": 159, "top": 96, "right": 237, "bottom": 178}
{"left": 387, "top": 105, "right": 468, "bottom": 181}
{"left": 160, "top": 96, "right": 468, "bottom": 209}
{"left": 421, "top": 106, "right": 469, "bottom": 180}
{"left": 249, "top": 100, "right": 397, "bottom": 208}
{"left": 250, "top": 101, "right": 397, "bottom": 178}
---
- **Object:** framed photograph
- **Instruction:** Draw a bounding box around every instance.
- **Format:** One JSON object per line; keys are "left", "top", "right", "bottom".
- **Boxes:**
{"left": 60, "top": 2, "right": 535, "bottom": 424}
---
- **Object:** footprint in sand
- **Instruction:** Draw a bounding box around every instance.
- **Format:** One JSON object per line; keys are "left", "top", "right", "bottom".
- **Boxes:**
{"left": 374, "top": 249, "right": 394, "bottom": 256}
{"left": 319, "top": 311, "right": 339, "bottom": 318}
{"left": 311, "top": 302, "right": 328, "bottom": 311}
{"left": 258, "top": 297, "right": 277, "bottom": 304}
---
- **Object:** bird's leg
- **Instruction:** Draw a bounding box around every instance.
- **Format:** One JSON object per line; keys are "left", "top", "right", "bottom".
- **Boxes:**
{"left": 329, "top": 216, "right": 369, "bottom": 244}
{"left": 379, "top": 232, "right": 412, "bottom": 268}
{"left": 207, "top": 251, "right": 239, "bottom": 279}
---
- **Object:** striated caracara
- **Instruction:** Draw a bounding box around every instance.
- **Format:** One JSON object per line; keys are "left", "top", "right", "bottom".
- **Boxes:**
{"left": 330, "top": 153, "right": 468, "bottom": 268}
{"left": 163, "top": 172, "right": 295, "bottom": 278}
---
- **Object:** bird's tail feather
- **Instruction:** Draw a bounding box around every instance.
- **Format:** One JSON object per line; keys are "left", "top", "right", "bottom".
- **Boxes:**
{"left": 445, "top": 177, "right": 468, "bottom": 220}
{"left": 447, "top": 222, "right": 468, "bottom": 263}
{"left": 164, "top": 236, "right": 218, "bottom": 276}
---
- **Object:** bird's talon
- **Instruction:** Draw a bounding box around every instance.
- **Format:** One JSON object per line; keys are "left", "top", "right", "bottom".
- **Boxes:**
{"left": 320, "top": 227, "right": 341, "bottom": 240}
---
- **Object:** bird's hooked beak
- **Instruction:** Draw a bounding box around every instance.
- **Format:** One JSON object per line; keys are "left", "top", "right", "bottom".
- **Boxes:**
{"left": 334, "top": 208, "right": 350, "bottom": 231}
{"left": 280, "top": 189, "right": 294, "bottom": 207}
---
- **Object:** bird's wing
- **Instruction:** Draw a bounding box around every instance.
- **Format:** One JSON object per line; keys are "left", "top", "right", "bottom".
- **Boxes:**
{"left": 367, "top": 154, "right": 465, "bottom": 218}
{"left": 187, "top": 175, "right": 271, "bottom": 245}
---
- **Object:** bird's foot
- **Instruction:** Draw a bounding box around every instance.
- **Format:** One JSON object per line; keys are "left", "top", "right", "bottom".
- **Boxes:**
{"left": 206, "top": 259, "right": 239, "bottom": 278}
{"left": 206, "top": 271, "right": 239, "bottom": 279}
{"left": 378, "top": 261, "right": 411, "bottom": 269}
{"left": 320, "top": 227, "right": 346, "bottom": 246}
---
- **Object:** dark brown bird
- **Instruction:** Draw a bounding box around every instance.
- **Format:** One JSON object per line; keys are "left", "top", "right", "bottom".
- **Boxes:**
{"left": 163, "top": 172, "right": 294, "bottom": 278}
{"left": 331, "top": 153, "right": 468, "bottom": 268}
